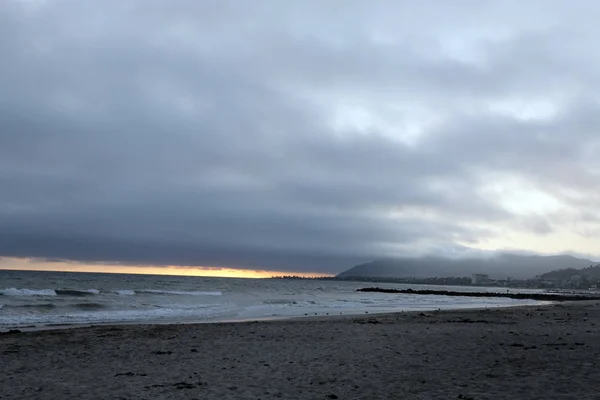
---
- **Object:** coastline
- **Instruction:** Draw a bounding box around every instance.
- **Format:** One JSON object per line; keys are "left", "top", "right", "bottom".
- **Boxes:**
{"left": 3, "top": 301, "right": 600, "bottom": 399}
{"left": 4, "top": 299, "right": 546, "bottom": 333}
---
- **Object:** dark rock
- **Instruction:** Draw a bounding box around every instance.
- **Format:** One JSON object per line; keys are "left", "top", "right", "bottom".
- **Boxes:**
{"left": 457, "top": 319, "right": 490, "bottom": 324}
{"left": 1, "top": 330, "right": 22, "bottom": 335}
{"left": 357, "top": 287, "right": 600, "bottom": 302}
{"left": 327, "top": 395, "right": 338, "bottom": 399}
{"left": 144, "top": 384, "right": 166, "bottom": 389}
{"left": 173, "top": 381, "right": 196, "bottom": 389}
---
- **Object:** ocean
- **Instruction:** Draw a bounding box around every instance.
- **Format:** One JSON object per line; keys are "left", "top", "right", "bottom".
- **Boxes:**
{"left": 0, "top": 270, "right": 543, "bottom": 330}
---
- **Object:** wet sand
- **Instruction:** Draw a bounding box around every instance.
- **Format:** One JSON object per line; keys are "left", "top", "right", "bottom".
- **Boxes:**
{"left": 2, "top": 301, "right": 600, "bottom": 399}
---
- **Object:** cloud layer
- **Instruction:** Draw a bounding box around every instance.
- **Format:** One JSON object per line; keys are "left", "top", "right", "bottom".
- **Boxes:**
{"left": 2, "top": 1, "right": 600, "bottom": 273}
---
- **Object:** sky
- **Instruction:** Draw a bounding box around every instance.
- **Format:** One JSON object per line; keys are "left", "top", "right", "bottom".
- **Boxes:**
{"left": 1, "top": 0, "right": 600, "bottom": 277}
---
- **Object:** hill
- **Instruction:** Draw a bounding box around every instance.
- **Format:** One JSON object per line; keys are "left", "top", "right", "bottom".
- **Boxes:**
{"left": 539, "top": 264, "right": 600, "bottom": 282}
{"left": 337, "top": 254, "right": 595, "bottom": 280}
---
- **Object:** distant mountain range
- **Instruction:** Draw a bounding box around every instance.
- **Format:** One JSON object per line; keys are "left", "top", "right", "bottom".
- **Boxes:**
{"left": 337, "top": 254, "right": 596, "bottom": 280}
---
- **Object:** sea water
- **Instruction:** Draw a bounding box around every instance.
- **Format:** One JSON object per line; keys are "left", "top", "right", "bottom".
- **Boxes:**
{"left": 0, "top": 270, "right": 543, "bottom": 330}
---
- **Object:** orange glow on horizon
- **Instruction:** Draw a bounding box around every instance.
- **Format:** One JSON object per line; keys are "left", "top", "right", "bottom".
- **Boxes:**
{"left": 0, "top": 257, "right": 333, "bottom": 279}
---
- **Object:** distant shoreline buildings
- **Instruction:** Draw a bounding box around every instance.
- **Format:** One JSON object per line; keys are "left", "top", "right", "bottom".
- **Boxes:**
{"left": 471, "top": 274, "right": 490, "bottom": 285}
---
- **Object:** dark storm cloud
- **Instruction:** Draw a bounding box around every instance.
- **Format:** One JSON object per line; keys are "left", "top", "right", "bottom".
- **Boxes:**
{"left": 1, "top": 1, "right": 600, "bottom": 273}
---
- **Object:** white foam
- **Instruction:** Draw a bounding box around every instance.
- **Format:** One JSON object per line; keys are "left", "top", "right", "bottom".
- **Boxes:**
{"left": 0, "top": 303, "right": 237, "bottom": 328}
{"left": 0, "top": 288, "right": 57, "bottom": 296}
{"left": 114, "top": 290, "right": 136, "bottom": 296}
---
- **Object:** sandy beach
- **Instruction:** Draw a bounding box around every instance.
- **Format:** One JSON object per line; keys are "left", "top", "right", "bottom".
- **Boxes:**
{"left": 2, "top": 301, "right": 600, "bottom": 400}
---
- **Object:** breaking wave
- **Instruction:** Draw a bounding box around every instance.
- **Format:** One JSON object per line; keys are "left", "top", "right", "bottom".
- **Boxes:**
{"left": 0, "top": 288, "right": 221, "bottom": 297}
{"left": 113, "top": 290, "right": 136, "bottom": 296}
{"left": 0, "top": 288, "right": 58, "bottom": 296}
{"left": 0, "top": 288, "right": 102, "bottom": 297}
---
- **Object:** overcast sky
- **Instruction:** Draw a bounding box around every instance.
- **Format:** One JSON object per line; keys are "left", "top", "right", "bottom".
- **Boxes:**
{"left": 1, "top": 0, "right": 600, "bottom": 274}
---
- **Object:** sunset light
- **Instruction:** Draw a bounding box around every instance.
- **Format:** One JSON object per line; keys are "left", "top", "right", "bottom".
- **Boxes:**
{"left": 0, "top": 257, "right": 333, "bottom": 279}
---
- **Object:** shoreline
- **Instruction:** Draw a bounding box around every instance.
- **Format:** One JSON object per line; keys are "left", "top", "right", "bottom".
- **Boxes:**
{"left": 3, "top": 301, "right": 600, "bottom": 399}
{"left": 2, "top": 299, "right": 547, "bottom": 334}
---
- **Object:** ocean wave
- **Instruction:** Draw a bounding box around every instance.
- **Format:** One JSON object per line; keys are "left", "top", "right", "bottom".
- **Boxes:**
{"left": 136, "top": 290, "right": 222, "bottom": 296}
{"left": 70, "top": 303, "right": 107, "bottom": 310}
{"left": 262, "top": 299, "right": 298, "bottom": 305}
{"left": 3, "top": 303, "right": 57, "bottom": 309}
{"left": 0, "top": 303, "right": 237, "bottom": 328}
{"left": 56, "top": 289, "right": 100, "bottom": 296}
{"left": 2, "top": 302, "right": 106, "bottom": 311}
{"left": 0, "top": 288, "right": 101, "bottom": 297}
{"left": 0, "top": 287, "right": 222, "bottom": 298}
{"left": 114, "top": 290, "right": 136, "bottom": 295}
{"left": 0, "top": 288, "right": 57, "bottom": 296}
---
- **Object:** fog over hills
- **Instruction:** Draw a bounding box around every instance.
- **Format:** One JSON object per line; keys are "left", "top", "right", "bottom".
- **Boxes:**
{"left": 337, "top": 254, "right": 596, "bottom": 280}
